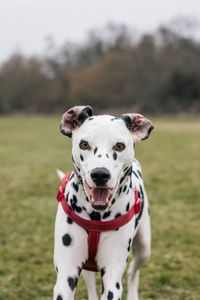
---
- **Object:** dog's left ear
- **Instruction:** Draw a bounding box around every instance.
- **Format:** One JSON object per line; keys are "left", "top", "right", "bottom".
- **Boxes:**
{"left": 120, "top": 113, "right": 154, "bottom": 141}
{"left": 60, "top": 105, "right": 93, "bottom": 137}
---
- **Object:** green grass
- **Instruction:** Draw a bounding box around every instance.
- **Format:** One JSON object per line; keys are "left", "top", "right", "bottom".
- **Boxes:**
{"left": 0, "top": 116, "right": 200, "bottom": 300}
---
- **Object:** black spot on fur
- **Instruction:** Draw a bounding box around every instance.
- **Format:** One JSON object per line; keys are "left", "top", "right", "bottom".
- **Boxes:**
{"left": 66, "top": 192, "right": 69, "bottom": 202}
{"left": 70, "top": 195, "right": 82, "bottom": 213}
{"left": 111, "top": 117, "right": 117, "bottom": 121}
{"left": 72, "top": 156, "right": 75, "bottom": 163}
{"left": 78, "top": 175, "right": 83, "bottom": 184}
{"left": 120, "top": 167, "right": 132, "bottom": 185}
{"left": 120, "top": 115, "right": 132, "bottom": 131}
{"left": 72, "top": 182, "right": 79, "bottom": 192}
{"left": 119, "top": 175, "right": 125, "bottom": 184}
{"left": 67, "top": 276, "right": 78, "bottom": 291}
{"left": 77, "top": 266, "right": 82, "bottom": 275}
{"left": 88, "top": 117, "right": 94, "bottom": 120}
{"left": 55, "top": 266, "right": 58, "bottom": 273}
{"left": 102, "top": 281, "right": 104, "bottom": 294}
{"left": 70, "top": 195, "right": 77, "bottom": 205}
{"left": 107, "top": 291, "right": 114, "bottom": 300}
{"left": 77, "top": 106, "right": 93, "bottom": 124}
{"left": 127, "top": 167, "right": 132, "bottom": 176}
{"left": 103, "top": 211, "right": 111, "bottom": 219}
{"left": 56, "top": 295, "right": 63, "bottom": 300}
{"left": 62, "top": 234, "right": 72, "bottom": 246}
{"left": 77, "top": 166, "right": 80, "bottom": 172}
{"left": 114, "top": 213, "right": 121, "bottom": 231}
{"left": 139, "top": 184, "right": 144, "bottom": 200}
{"left": 135, "top": 186, "right": 144, "bottom": 228}
{"left": 101, "top": 267, "right": 106, "bottom": 277}
{"left": 70, "top": 172, "right": 75, "bottom": 180}
{"left": 112, "top": 198, "right": 116, "bottom": 205}
{"left": 90, "top": 211, "right": 101, "bottom": 221}
{"left": 126, "top": 202, "right": 130, "bottom": 212}
{"left": 137, "top": 170, "right": 143, "bottom": 178}
{"left": 67, "top": 216, "right": 73, "bottom": 224}
{"left": 94, "top": 147, "right": 98, "bottom": 155}
{"left": 113, "top": 152, "right": 117, "bottom": 160}
{"left": 123, "top": 185, "right": 127, "bottom": 193}
{"left": 116, "top": 282, "right": 120, "bottom": 289}
{"left": 97, "top": 154, "right": 102, "bottom": 158}
{"left": 118, "top": 187, "right": 122, "bottom": 196}
{"left": 74, "top": 204, "right": 82, "bottom": 213}
{"left": 132, "top": 171, "right": 139, "bottom": 179}
{"left": 80, "top": 154, "right": 84, "bottom": 161}
{"left": 106, "top": 153, "right": 109, "bottom": 158}
{"left": 115, "top": 213, "right": 121, "bottom": 218}
{"left": 127, "top": 238, "right": 131, "bottom": 252}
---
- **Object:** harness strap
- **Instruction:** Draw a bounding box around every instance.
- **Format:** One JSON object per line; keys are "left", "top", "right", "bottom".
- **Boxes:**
{"left": 86, "top": 231, "right": 101, "bottom": 271}
{"left": 56, "top": 172, "right": 142, "bottom": 272}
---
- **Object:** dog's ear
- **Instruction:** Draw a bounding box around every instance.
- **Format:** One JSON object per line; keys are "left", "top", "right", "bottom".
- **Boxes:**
{"left": 120, "top": 113, "right": 154, "bottom": 141}
{"left": 60, "top": 105, "right": 93, "bottom": 137}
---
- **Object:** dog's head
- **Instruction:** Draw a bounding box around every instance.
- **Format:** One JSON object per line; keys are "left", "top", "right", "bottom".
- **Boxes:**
{"left": 60, "top": 105, "right": 153, "bottom": 211}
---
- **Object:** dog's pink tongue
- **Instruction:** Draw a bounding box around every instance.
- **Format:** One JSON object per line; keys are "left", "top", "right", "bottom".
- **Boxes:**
{"left": 92, "top": 188, "right": 109, "bottom": 204}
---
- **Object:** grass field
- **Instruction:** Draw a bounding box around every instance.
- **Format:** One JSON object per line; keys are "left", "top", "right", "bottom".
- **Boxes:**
{"left": 0, "top": 116, "right": 200, "bottom": 300}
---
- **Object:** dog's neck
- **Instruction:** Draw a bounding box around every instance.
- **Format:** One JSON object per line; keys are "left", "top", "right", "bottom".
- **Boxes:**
{"left": 64, "top": 169, "right": 136, "bottom": 221}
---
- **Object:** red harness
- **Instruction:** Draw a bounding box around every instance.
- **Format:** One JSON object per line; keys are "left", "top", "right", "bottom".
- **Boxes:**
{"left": 56, "top": 172, "right": 142, "bottom": 272}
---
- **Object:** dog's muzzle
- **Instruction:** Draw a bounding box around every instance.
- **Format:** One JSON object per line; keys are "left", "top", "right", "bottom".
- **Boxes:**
{"left": 84, "top": 168, "right": 115, "bottom": 211}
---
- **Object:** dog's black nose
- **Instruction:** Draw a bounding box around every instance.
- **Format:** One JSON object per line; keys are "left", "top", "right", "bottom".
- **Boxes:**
{"left": 91, "top": 168, "right": 111, "bottom": 186}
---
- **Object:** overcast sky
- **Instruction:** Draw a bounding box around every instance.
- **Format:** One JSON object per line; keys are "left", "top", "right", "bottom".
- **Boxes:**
{"left": 0, "top": 0, "right": 200, "bottom": 63}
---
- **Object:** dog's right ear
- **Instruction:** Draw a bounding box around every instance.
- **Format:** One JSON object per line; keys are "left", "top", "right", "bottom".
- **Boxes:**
{"left": 60, "top": 105, "right": 93, "bottom": 137}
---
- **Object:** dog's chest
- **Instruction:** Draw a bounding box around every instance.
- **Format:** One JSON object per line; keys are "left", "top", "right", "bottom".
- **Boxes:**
{"left": 55, "top": 160, "right": 146, "bottom": 272}
{"left": 62, "top": 160, "right": 145, "bottom": 224}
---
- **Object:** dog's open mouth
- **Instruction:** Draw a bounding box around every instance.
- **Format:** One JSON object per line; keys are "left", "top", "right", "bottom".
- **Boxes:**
{"left": 84, "top": 182, "right": 115, "bottom": 211}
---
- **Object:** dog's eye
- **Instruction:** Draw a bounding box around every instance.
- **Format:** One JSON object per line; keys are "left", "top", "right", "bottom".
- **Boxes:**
{"left": 79, "top": 140, "right": 90, "bottom": 150}
{"left": 113, "top": 143, "right": 126, "bottom": 152}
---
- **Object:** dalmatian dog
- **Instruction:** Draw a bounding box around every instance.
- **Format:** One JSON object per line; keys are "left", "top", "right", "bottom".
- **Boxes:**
{"left": 54, "top": 105, "right": 154, "bottom": 300}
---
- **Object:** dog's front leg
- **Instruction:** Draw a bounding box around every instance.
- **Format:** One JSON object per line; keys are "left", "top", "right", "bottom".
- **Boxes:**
{"left": 53, "top": 207, "right": 88, "bottom": 300}
{"left": 98, "top": 246, "right": 127, "bottom": 300}
{"left": 54, "top": 268, "right": 79, "bottom": 300}
{"left": 82, "top": 270, "right": 99, "bottom": 300}
{"left": 53, "top": 246, "right": 87, "bottom": 300}
{"left": 53, "top": 243, "right": 87, "bottom": 300}
{"left": 100, "top": 268, "right": 123, "bottom": 300}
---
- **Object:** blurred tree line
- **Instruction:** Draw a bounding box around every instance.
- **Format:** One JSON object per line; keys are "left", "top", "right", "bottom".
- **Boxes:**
{"left": 0, "top": 18, "right": 200, "bottom": 114}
